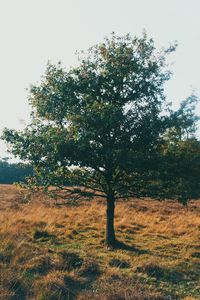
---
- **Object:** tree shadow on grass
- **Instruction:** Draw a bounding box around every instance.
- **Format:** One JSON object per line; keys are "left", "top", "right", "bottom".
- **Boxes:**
{"left": 114, "top": 240, "right": 150, "bottom": 254}
{"left": 137, "top": 261, "right": 200, "bottom": 284}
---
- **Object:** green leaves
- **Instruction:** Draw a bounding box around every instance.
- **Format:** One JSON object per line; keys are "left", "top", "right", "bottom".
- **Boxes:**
{"left": 29, "top": 63, "right": 76, "bottom": 124}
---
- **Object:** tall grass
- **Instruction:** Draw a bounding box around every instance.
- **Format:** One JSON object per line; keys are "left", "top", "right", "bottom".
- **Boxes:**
{"left": 0, "top": 185, "right": 199, "bottom": 299}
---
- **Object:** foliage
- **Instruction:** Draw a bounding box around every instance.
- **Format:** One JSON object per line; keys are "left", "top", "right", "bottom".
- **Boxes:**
{"left": 2, "top": 33, "right": 174, "bottom": 195}
{"left": 158, "top": 139, "right": 200, "bottom": 205}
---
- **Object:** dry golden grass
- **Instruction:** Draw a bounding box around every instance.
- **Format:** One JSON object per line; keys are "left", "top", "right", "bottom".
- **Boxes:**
{"left": 0, "top": 184, "right": 200, "bottom": 299}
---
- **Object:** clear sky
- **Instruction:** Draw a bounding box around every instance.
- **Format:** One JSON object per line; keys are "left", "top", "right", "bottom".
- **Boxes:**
{"left": 0, "top": 0, "right": 200, "bottom": 157}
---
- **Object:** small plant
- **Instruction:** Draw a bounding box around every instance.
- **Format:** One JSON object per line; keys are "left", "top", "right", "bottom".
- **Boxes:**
{"left": 32, "top": 230, "right": 52, "bottom": 240}
{"left": 57, "top": 251, "right": 83, "bottom": 271}
{"left": 79, "top": 258, "right": 100, "bottom": 278}
{"left": 108, "top": 258, "right": 130, "bottom": 269}
{"left": 136, "top": 262, "right": 165, "bottom": 280}
{"left": 0, "top": 268, "right": 28, "bottom": 300}
{"left": 35, "top": 271, "right": 72, "bottom": 300}
{"left": 25, "top": 255, "right": 52, "bottom": 275}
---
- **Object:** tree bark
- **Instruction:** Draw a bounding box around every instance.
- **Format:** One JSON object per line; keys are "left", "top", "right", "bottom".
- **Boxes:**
{"left": 106, "top": 192, "right": 116, "bottom": 247}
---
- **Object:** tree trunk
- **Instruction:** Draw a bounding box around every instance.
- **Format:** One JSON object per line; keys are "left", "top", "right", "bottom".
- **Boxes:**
{"left": 106, "top": 193, "right": 116, "bottom": 247}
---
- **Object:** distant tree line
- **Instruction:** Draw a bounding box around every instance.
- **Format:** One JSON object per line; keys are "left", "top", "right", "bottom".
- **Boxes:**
{"left": 0, "top": 159, "right": 33, "bottom": 184}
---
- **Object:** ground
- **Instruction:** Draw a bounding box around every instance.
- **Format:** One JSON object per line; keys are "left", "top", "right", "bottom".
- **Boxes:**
{"left": 0, "top": 184, "right": 199, "bottom": 299}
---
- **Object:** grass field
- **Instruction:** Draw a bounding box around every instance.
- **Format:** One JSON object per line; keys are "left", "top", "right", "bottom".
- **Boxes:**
{"left": 0, "top": 184, "right": 199, "bottom": 299}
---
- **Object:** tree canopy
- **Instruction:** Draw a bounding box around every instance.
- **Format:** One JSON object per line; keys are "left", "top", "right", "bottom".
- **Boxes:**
{"left": 2, "top": 33, "right": 199, "bottom": 246}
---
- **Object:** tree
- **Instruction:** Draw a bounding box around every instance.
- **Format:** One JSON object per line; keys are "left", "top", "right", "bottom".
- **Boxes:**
{"left": 159, "top": 139, "right": 200, "bottom": 205}
{"left": 0, "top": 158, "right": 33, "bottom": 184}
{"left": 154, "top": 95, "right": 200, "bottom": 205}
{"left": 2, "top": 33, "right": 199, "bottom": 247}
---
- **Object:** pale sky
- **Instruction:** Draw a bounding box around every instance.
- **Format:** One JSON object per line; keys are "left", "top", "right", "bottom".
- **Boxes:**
{"left": 0, "top": 0, "right": 200, "bottom": 158}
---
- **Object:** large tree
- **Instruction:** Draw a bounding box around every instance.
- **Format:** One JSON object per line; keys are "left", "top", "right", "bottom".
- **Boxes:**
{"left": 2, "top": 33, "right": 199, "bottom": 247}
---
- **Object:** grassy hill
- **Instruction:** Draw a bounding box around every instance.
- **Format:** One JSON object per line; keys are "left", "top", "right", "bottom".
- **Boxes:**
{"left": 0, "top": 185, "right": 199, "bottom": 299}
